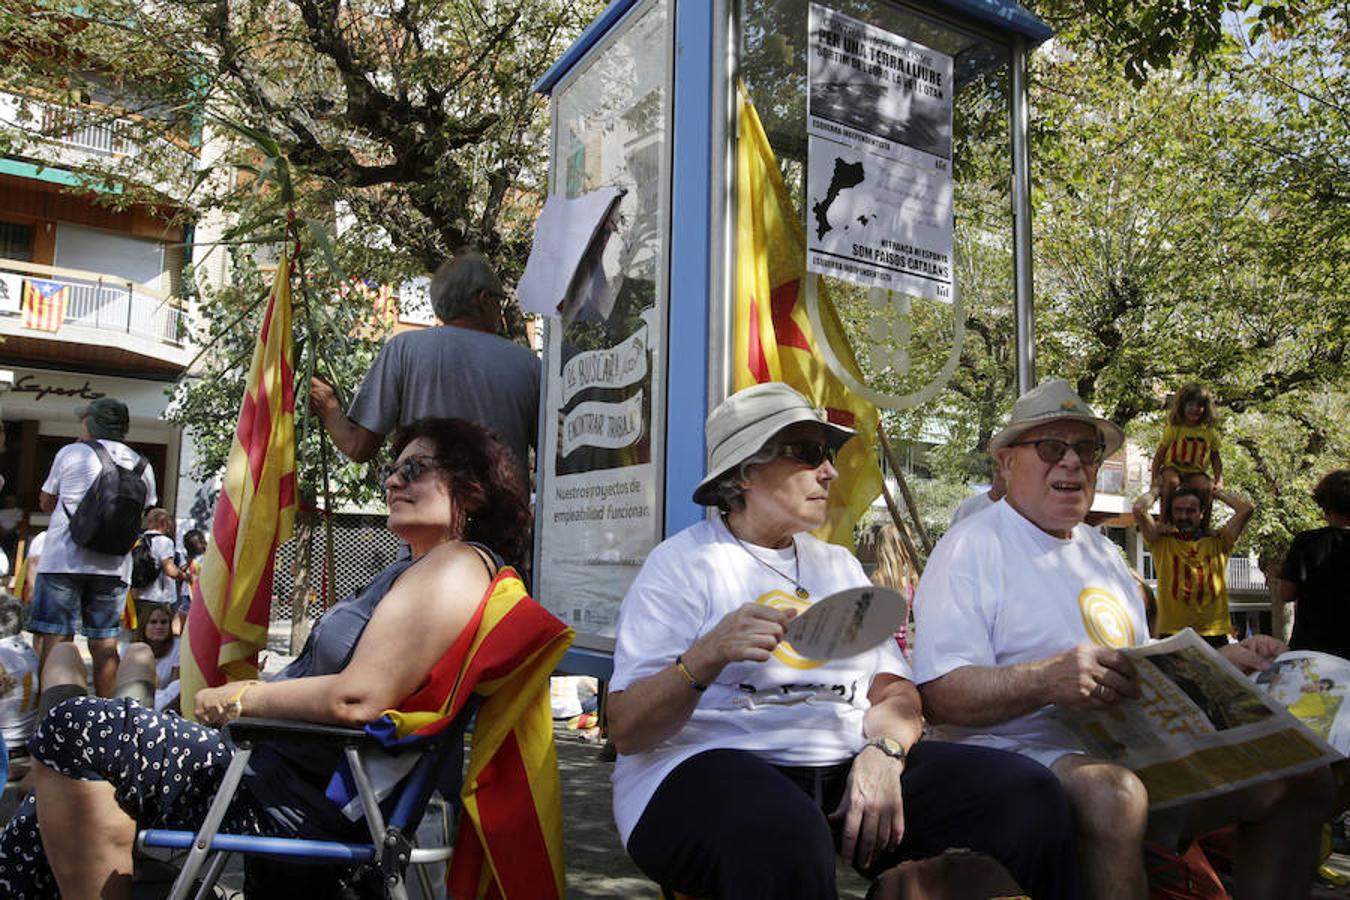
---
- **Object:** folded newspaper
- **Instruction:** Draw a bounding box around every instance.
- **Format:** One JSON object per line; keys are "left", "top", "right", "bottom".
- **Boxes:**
{"left": 1051, "top": 630, "right": 1341, "bottom": 811}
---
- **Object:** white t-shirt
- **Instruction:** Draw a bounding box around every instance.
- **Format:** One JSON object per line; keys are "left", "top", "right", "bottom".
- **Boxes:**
{"left": 610, "top": 517, "right": 909, "bottom": 845}
{"left": 134, "top": 532, "right": 178, "bottom": 605}
{"left": 26, "top": 531, "right": 46, "bottom": 560}
{"left": 912, "top": 500, "right": 1147, "bottom": 767}
{"left": 37, "top": 440, "right": 157, "bottom": 581}
{"left": 948, "top": 490, "right": 996, "bottom": 528}
{"left": 0, "top": 634, "right": 40, "bottom": 748}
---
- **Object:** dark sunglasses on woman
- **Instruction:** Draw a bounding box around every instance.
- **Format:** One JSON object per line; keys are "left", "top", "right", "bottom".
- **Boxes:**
{"left": 777, "top": 440, "right": 836, "bottom": 468}
{"left": 377, "top": 455, "right": 441, "bottom": 486}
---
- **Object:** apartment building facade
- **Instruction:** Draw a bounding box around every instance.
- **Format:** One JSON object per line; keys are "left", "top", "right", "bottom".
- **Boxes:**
{"left": 0, "top": 78, "right": 219, "bottom": 548}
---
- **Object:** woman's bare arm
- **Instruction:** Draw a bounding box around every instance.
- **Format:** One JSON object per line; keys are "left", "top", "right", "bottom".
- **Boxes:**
{"left": 198, "top": 542, "right": 487, "bottom": 726}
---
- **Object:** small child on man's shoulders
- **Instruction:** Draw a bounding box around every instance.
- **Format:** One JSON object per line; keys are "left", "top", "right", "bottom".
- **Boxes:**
{"left": 1152, "top": 382, "right": 1223, "bottom": 522}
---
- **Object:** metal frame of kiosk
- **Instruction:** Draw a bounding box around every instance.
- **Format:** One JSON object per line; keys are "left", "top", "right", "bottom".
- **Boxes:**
{"left": 533, "top": 0, "right": 1051, "bottom": 679}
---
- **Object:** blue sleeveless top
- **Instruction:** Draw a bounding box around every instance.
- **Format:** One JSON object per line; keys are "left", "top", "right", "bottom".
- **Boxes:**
{"left": 243, "top": 544, "right": 500, "bottom": 838}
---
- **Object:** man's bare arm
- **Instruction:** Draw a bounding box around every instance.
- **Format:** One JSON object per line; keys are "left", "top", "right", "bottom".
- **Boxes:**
{"left": 919, "top": 645, "right": 1140, "bottom": 726}
{"left": 38, "top": 491, "right": 56, "bottom": 514}
{"left": 1273, "top": 579, "right": 1297, "bottom": 642}
{"left": 1212, "top": 486, "right": 1254, "bottom": 545}
{"left": 1132, "top": 486, "right": 1164, "bottom": 544}
{"left": 310, "top": 377, "right": 384, "bottom": 463}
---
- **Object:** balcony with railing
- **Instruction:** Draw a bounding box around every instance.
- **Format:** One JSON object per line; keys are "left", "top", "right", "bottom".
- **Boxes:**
{"left": 39, "top": 103, "right": 132, "bottom": 157}
{"left": 0, "top": 89, "right": 198, "bottom": 203}
{"left": 0, "top": 259, "right": 191, "bottom": 374}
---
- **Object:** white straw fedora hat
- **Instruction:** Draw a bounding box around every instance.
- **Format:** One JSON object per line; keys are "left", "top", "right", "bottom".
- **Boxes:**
{"left": 692, "top": 382, "right": 855, "bottom": 506}
{"left": 989, "top": 378, "right": 1125, "bottom": 457}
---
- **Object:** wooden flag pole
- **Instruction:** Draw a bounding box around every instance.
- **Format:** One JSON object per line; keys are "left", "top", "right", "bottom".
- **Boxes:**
{"left": 876, "top": 475, "right": 925, "bottom": 575}
{"left": 876, "top": 425, "right": 934, "bottom": 555}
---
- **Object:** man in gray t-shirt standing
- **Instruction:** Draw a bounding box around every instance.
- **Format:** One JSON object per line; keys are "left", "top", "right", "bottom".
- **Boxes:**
{"left": 311, "top": 251, "right": 540, "bottom": 481}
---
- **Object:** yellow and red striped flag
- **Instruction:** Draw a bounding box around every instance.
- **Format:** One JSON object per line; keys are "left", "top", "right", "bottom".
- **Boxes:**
{"left": 734, "top": 83, "right": 883, "bottom": 548}
{"left": 22, "top": 278, "right": 68, "bottom": 332}
{"left": 371, "top": 281, "right": 397, "bottom": 328}
{"left": 181, "top": 244, "right": 297, "bottom": 717}
{"left": 328, "top": 568, "right": 573, "bottom": 899}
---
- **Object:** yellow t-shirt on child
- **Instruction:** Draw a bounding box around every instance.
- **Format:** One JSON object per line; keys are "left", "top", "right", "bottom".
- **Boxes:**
{"left": 1157, "top": 423, "right": 1219, "bottom": 475}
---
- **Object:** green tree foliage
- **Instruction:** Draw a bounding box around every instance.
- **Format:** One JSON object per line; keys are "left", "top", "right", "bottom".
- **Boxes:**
{"left": 924, "top": 14, "right": 1347, "bottom": 568}
{"left": 1, "top": 0, "right": 600, "bottom": 275}
{"left": 1, "top": 0, "right": 600, "bottom": 505}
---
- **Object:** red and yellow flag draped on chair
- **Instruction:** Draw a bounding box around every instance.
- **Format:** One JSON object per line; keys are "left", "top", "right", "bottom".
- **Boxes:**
{"left": 181, "top": 243, "right": 297, "bottom": 718}
{"left": 326, "top": 567, "right": 573, "bottom": 900}
{"left": 734, "top": 83, "right": 884, "bottom": 548}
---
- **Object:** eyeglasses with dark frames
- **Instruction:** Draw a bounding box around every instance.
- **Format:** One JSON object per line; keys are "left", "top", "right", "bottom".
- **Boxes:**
{"left": 777, "top": 440, "right": 836, "bottom": 468}
{"left": 377, "top": 455, "right": 442, "bottom": 486}
{"left": 1006, "top": 438, "right": 1107, "bottom": 466}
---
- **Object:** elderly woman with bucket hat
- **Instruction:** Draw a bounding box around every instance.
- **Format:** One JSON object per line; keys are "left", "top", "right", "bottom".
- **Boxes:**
{"left": 605, "top": 382, "right": 1081, "bottom": 900}
{"left": 912, "top": 379, "right": 1331, "bottom": 900}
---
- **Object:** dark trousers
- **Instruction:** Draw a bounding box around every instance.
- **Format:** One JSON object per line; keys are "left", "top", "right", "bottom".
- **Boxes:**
{"left": 627, "top": 741, "right": 1081, "bottom": 900}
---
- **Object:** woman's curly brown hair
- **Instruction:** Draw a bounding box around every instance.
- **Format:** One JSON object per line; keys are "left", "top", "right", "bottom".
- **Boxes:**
{"left": 389, "top": 418, "right": 532, "bottom": 568}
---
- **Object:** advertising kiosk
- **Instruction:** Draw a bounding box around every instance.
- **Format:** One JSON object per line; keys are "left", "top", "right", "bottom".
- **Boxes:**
{"left": 532, "top": 0, "right": 1052, "bottom": 675}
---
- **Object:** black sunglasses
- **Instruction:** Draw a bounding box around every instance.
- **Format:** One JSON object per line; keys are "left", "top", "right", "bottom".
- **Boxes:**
{"left": 777, "top": 440, "right": 836, "bottom": 468}
{"left": 377, "top": 455, "right": 441, "bottom": 486}
{"left": 1006, "top": 438, "right": 1106, "bottom": 466}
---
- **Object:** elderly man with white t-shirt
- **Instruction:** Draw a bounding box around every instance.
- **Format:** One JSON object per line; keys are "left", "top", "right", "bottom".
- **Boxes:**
{"left": 31, "top": 398, "right": 156, "bottom": 698}
{"left": 912, "top": 379, "right": 1332, "bottom": 900}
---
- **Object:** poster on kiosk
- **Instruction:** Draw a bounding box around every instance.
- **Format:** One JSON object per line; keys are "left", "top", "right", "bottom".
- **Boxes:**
{"left": 535, "top": 1, "right": 672, "bottom": 646}
{"left": 805, "top": 3, "right": 955, "bottom": 303}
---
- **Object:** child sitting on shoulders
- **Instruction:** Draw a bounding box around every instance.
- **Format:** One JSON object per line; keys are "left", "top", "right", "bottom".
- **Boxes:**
{"left": 1152, "top": 382, "right": 1223, "bottom": 521}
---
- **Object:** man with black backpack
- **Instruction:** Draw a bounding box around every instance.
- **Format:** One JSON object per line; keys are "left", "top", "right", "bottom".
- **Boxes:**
{"left": 31, "top": 397, "right": 156, "bottom": 697}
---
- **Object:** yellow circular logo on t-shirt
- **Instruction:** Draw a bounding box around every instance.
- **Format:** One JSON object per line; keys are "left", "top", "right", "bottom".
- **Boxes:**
{"left": 1078, "top": 587, "right": 1135, "bottom": 648}
{"left": 756, "top": 590, "right": 822, "bottom": 670}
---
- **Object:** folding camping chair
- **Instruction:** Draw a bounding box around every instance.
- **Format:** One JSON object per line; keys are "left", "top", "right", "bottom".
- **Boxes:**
{"left": 137, "top": 714, "right": 467, "bottom": 900}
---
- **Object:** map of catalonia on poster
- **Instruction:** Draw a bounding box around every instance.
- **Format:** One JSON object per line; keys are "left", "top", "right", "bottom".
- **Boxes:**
{"left": 805, "top": 3, "right": 955, "bottom": 303}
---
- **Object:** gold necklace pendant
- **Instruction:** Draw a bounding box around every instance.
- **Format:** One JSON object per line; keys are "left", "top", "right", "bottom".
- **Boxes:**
{"left": 724, "top": 515, "right": 811, "bottom": 601}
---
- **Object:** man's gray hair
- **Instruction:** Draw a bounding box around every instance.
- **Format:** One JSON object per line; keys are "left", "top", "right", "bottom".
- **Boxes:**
{"left": 430, "top": 251, "right": 503, "bottom": 323}
{"left": 705, "top": 442, "right": 781, "bottom": 513}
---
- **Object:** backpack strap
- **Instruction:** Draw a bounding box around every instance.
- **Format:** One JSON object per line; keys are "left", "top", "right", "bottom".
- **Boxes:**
{"left": 86, "top": 440, "right": 146, "bottom": 476}
{"left": 83, "top": 439, "right": 116, "bottom": 471}
{"left": 62, "top": 440, "right": 116, "bottom": 520}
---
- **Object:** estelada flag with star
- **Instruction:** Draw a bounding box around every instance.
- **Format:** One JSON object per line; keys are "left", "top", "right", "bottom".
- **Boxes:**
{"left": 181, "top": 241, "right": 297, "bottom": 717}
{"left": 22, "top": 278, "right": 68, "bottom": 332}
{"left": 734, "top": 82, "right": 883, "bottom": 548}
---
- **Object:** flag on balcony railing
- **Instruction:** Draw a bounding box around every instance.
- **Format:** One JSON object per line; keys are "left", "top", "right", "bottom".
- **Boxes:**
{"left": 733, "top": 82, "right": 883, "bottom": 550}
{"left": 181, "top": 242, "right": 297, "bottom": 720}
{"left": 21, "top": 278, "right": 68, "bottom": 332}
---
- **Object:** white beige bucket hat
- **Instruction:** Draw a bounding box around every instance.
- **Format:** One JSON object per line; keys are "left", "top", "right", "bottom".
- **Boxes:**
{"left": 989, "top": 378, "right": 1125, "bottom": 457}
{"left": 692, "top": 382, "right": 855, "bottom": 506}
